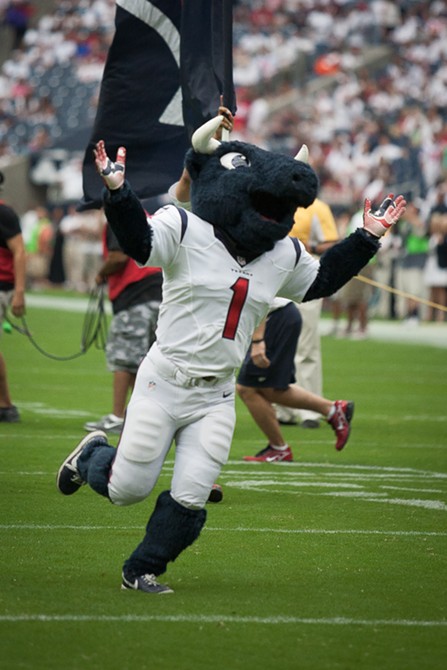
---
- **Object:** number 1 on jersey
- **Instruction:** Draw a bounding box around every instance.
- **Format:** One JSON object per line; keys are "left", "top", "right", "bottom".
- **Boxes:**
{"left": 222, "top": 277, "right": 249, "bottom": 340}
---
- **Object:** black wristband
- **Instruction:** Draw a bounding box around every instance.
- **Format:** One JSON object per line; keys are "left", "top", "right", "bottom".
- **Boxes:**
{"left": 251, "top": 338, "right": 264, "bottom": 344}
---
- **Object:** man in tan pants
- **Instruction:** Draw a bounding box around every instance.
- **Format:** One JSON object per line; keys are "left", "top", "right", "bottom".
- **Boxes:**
{"left": 276, "top": 198, "right": 339, "bottom": 428}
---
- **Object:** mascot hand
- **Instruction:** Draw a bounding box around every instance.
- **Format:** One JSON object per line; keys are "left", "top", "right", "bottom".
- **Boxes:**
{"left": 363, "top": 194, "right": 407, "bottom": 237}
{"left": 94, "top": 140, "right": 126, "bottom": 190}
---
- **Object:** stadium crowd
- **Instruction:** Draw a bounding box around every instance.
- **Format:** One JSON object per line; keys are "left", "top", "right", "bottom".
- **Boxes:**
{"left": 0, "top": 0, "right": 446, "bottom": 320}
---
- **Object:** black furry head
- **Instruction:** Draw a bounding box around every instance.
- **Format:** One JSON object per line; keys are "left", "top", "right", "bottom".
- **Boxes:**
{"left": 185, "top": 133, "right": 318, "bottom": 256}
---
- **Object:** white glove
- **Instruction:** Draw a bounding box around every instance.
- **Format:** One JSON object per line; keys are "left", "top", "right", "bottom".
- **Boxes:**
{"left": 93, "top": 140, "right": 126, "bottom": 190}
{"left": 362, "top": 193, "right": 407, "bottom": 238}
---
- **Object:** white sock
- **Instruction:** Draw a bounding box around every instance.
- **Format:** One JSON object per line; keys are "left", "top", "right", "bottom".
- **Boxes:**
{"left": 271, "top": 444, "right": 289, "bottom": 451}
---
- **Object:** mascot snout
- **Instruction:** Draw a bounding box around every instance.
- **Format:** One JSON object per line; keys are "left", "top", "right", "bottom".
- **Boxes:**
{"left": 186, "top": 116, "right": 319, "bottom": 257}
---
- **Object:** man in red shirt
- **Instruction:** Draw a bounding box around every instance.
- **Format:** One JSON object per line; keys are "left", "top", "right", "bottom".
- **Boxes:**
{"left": 0, "top": 171, "right": 26, "bottom": 422}
{"left": 83, "top": 220, "right": 162, "bottom": 434}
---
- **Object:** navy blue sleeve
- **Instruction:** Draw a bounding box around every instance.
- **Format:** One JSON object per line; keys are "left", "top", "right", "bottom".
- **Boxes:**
{"left": 103, "top": 181, "right": 153, "bottom": 265}
{"left": 303, "top": 228, "right": 380, "bottom": 301}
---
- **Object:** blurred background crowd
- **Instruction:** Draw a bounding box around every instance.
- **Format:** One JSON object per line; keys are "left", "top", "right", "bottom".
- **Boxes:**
{"left": 1, "top": 0, "right": 446, "bottom": 324}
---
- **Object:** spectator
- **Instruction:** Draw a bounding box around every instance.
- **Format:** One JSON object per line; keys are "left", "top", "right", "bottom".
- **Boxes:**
{"left": 423, "top": 205, "right": 447, "bottom": 322}
{"left": 22, "top": 204, "right": 53, "bottom": 289}
{"left": 338, "top": 206, "right": 377, "bottom": 339}
{"left": 238, "top": 299, "right": 354, "bottom": 463}
{"left": 276, "top": 197, "right": 339, "bottom": 428}
{"left": 60, "top": 206, "right": 103, "bottom": 292}
{"left": 0, "top": 170, "right": 26, "bottom": 422}
{"left": 47, "top": 206, "right": 66, "bottom": 287}
{"left": 395, "top": 201, "right": 429, "bottom": 323}
{"left": 3, "top": 0, "right": 34, "bottom": 50}
{"left": 84, "top": 221, "right": 162, "bottom": 435}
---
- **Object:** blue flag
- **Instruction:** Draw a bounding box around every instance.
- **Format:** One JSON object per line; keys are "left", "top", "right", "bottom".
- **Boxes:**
{"left": 181, "top": 0, "right": 236, "bottom": 140}
{"left": 81, "top": 0, "right": 236, "bottom": 210}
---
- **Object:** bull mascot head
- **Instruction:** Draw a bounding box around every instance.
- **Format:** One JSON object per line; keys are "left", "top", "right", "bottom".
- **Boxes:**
{"left": 185, "top": 116, "right": 319, "bottom": 257}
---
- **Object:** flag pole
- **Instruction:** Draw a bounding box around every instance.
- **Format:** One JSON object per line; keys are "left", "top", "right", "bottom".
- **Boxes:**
{"left": 221, "top": 0, "right": 234, "bottom": 140}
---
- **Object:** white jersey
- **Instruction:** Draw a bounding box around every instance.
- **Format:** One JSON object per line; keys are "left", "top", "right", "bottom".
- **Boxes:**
{"left": 144, "top": 205, "right": 318, "bottom": 378}
{"left": 268, "top": 297, "right": 292, "bottom": 313}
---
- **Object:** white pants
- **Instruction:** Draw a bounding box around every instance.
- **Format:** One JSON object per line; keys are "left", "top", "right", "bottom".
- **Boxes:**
{"left": 108, "top": 344, "right": 236, "bottom": 509}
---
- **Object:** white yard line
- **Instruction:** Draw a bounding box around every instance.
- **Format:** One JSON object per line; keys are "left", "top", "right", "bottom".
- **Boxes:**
{"left": 1, "top": 524, "right": 446, "bottom": 536}
{"left": 0, "top": 613, "right": 446, "bottom": 627}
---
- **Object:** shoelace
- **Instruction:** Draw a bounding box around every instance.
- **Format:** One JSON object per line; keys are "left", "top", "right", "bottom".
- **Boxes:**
{"left": 67, "top": 463, "right": 84, "bottom": 486}
{"left": 331, "top": 407, "right": 346, "bottom": 431}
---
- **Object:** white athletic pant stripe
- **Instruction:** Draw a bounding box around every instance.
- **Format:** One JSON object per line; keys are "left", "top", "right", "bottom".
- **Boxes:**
{"left": 108, "top": 345, "right": 236, "bottom": 509}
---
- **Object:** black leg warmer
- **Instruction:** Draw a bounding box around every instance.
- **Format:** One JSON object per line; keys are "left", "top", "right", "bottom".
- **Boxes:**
{"left": 77, "top": 442, "right": 116, "bottom": 498}
{"left": 123, "top": 491, "right": 207, "bottom": 578}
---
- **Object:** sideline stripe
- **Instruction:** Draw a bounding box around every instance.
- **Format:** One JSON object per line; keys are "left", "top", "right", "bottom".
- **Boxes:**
{"left": 1, "top": 524, "right": 446, "bottom": 536}
{"left": 0, "top": 614, "right": 446, "bottom": 627}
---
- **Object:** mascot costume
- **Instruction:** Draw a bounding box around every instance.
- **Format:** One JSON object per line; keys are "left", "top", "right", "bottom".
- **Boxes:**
{"left": 57, "top": 116, "right": 406, "bottom": 594}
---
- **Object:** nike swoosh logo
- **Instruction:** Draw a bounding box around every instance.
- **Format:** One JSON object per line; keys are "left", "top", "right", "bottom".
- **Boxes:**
{"left": 223, "top": 391, "right": 233, "bottom": 398}
{"left": 266, "top": 456, "right": 280, "bottom": 462}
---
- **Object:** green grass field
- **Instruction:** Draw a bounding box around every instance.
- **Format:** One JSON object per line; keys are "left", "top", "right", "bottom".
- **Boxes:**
{"left": 1, "top": 299, "right": 446, "bottom": 670}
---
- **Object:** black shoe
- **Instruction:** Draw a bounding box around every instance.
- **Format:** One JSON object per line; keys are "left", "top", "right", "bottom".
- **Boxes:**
{"left": 207, "top": 484, "right": 223, "bottom": 503}
{"left": 56, "top": 430, "right": 108, "bottom": 495}
{"left": 300, "top": 419, "right": 320, "bottom": 429}
{"left": 121, "top": 572, "right": 173, "bottom": 594}
{"left": 0, "top": 405, "right": 20, "bottom": 422}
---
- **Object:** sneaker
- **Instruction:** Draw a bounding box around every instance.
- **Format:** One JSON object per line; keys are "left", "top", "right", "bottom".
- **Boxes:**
{"left": 56, "top": 430, "right": 108, "bottom": 495}
{"left": 84, "top": 413, "right": 123, "bottom": 434}
{"left": 0, "top": 405, "right": 20, "bottom": 422}
{"left": 327, "top": 400, "right": 354, "bottom": 451}
{"left": 243, "top": 445, "right": 293, "bottom": 462}
{"left": 207, "top": 483, "right": 223, "bottom": 503}
{"left": 121, "top": 572, "right": 173, "bottom": 594}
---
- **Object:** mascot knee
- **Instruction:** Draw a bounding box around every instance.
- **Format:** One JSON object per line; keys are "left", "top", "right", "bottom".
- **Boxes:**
{"left": 124, "top": 490, "right": 206, "bottom": 577}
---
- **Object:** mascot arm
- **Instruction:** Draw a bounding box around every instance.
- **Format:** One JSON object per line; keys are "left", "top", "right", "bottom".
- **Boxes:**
{"left": 302, "top": 228, "right": 380, "bottom": 301}
{"left": 103, "top": 181, "right": 153, "bottom": 265}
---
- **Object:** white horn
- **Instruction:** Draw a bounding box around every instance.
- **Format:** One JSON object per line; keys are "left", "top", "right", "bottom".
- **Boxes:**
{"left": 294, "top": 144, "right": 309, "bottom": 164}
{"left": 191, "top": 115, "right": 223, "bottom": 154}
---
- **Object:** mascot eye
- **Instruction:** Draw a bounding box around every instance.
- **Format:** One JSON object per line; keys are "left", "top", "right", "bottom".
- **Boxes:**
{"left": 220, "top": 152, "right": 250, "bottom": 170}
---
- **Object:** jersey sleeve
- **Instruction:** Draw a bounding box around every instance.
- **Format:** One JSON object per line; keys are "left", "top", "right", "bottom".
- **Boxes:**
{"left": 277, "top": 241, "right": 320, "bottom": 302}
{"left": 143, "top": 205, "right": 184, "bottom": 269}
